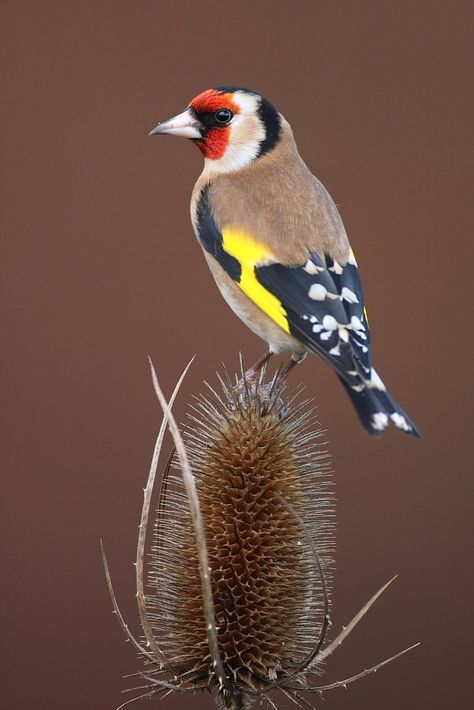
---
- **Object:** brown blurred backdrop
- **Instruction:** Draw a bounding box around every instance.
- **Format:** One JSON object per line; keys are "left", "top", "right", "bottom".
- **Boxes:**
{"left": 1, "top": 2, "right": 472, "bottom": 708}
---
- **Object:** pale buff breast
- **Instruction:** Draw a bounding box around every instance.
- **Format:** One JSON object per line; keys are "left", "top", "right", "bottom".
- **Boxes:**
{"left": 202, "top": 252, "right": 307, "bottom": 357}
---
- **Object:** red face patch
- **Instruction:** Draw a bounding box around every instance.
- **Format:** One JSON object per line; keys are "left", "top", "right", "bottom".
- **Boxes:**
{"left": 193, "top": 126, "right": 229, "bottom": 160}
{"left": 188, "top": 89, "right": 240, "bottom": 160}
{"left": 189, "top": 88, "right": 240, "bottom": 115}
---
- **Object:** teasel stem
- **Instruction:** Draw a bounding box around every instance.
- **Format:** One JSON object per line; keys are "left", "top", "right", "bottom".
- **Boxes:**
{"left": 100, "top": 540, "right": 156, "bottom": 664}
{"left": 305, "top": 642, "right": 421, "bottom": 693}
{"left": 315, "top": 575, "right": 398, "bottom": 664}
{"left": 136, "top": 357, "right": 194, "bottom": 670}
{"left": 148, "top": 357, "right": 231, "bottom": 692}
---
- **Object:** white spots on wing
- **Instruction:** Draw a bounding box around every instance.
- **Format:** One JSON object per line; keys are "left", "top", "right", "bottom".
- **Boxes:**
{"left": 341, "top": 287, "right": 359, "bottom": 303}
{"left": 322, "top": 315, "right": 338, "bottom": 331}
{"left": 329, "top": 260, "right": 344, "bottom": 275}
{"left": 308, "top": 283, "right": 339, "bottom": 301}
{"left": 302, "top": 307, "right": 369, "bottom": 360}
{"left": 351, "top": 315, "right": 367, "bottom": 340}
{"left": 302, "top": 275, "right": 372, "bottom": 361}
{"left": 391, "top": 412, "right": 411, "bottom": 431}
{"left": 350, "top": 315, "right": 364, "bottom": 332}
{"left": 308, "top": 284, "right": 328, "bottom": 300}
{"left": 303, "top": 314, "right": 323, "bottom": 332}
{"left": 372, "top": 412, "right": 389, "bottom": 431}
{"left": 304, "top": 259, "right": 325, "bottom": 275}
{"left": 351, "top": 383, "right": 365, "bottom": 392}
{"left": 366, "top": 368, "right": 386, "bottom": 391}
{"left": 352, "top": 337, "right": 368, "bottom": 352}
{"left": 339, "top": 327, "right": 349, "bottom": 343}
{"left": 306, "top": 313, "right": 350, "bottom": 346}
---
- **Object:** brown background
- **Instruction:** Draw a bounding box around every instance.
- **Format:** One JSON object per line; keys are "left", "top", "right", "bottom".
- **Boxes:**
{"left": 1, "top": 2, "right": 472, "bottom": 708}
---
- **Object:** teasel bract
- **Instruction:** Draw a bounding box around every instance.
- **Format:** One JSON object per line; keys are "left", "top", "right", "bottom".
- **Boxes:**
{"left": 102, "top": 359, "right": 418, "bottom": 709}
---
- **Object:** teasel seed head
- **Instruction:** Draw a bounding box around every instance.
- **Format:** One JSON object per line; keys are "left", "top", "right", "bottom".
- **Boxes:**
{"left": 102, "top": 359, "right": 419, "bottom": 710}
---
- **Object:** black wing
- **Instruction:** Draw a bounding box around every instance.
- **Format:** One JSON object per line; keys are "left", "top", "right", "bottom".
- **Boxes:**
{"left": 256, "top": 251, "right": 372, "bottom": 387}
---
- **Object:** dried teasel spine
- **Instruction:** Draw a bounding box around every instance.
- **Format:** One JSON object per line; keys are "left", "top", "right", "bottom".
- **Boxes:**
{"left": 102, "top": 360, "right": 419, "bottom": 710}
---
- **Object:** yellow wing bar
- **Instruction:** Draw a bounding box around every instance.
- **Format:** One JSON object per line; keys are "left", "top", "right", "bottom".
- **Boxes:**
{"left": 222, "top": 228, "right": 290, "bottom": 334}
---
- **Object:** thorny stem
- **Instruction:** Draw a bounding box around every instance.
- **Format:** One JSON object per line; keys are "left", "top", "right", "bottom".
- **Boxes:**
{"left": 148, "top": 357, "right": 231, "bottom": 692}
{"left": 304, "top": 642, "right": 420, "bottom": 692}
{"left": 315, "top": 576, "right": 398, "bottom": 663}
{"left": 136, "top": 357, "right": 195, "bottom": 668}
{"left": 100, "top": 540, "right": 157, "bottom": 665}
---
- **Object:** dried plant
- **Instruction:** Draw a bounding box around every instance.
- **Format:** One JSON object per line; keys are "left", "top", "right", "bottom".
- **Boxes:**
{"left": 102, "top": 358, "right": 418, "bottom": 709}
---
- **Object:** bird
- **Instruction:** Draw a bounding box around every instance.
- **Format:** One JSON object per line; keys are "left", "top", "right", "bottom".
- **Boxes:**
{"left": 149, "top": 86, "right": 420, "bottom": 437}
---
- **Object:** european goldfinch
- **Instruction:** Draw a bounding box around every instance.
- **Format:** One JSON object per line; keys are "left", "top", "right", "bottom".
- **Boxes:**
{"left": 150, "top": 86, "right": 420, "bottom": 437}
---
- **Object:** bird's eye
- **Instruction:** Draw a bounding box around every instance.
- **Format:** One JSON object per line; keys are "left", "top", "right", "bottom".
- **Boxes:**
{"left": 215, "top": 108, "right": 233, "bottom": 125}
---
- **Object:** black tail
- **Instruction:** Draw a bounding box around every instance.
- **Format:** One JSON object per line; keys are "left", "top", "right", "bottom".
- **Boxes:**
{"left": 338, "top": 375, "right": 421, "bottom": 438}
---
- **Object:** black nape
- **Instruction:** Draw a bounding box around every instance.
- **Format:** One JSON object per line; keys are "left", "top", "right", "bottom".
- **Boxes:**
{"left": 256, "top": 96, "right": 281, "bottom": 158}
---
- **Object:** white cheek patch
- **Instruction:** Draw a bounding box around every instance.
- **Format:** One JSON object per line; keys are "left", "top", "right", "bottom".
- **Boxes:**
{"left": 203, "top": 92, "right": 266, "bottom": 174}
{"left": 232, "top": 92, "right": 261, "bottom": 114}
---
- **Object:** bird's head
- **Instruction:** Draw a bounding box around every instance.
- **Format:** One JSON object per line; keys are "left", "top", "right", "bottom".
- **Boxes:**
{"left": 149, "top": 86, "right": 282, "bottom": 173}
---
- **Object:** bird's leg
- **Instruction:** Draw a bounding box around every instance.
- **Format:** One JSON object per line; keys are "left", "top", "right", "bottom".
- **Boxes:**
{"left": 273, "top": 352, "right": 308, "bottom": 388}
{"left": 245, "top": 350, "right": 273, "bottom": 382}
{"left": 281, "top": 358, "right": 298, "bottom": 379}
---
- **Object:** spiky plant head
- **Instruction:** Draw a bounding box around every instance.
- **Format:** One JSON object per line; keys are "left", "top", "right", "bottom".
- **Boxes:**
{"left": 147, "top": 369, "right": 335, "bottom": 706}
{"left": 102, "top": 360, "right": 418, "bottom": 710}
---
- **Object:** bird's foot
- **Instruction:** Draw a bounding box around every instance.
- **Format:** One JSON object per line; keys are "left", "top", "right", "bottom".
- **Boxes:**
{"left": 234, "top": 351, "right": 303, "bottom": 416}
{"left": 242, "top": 350, "right": 273, "bottom": 386}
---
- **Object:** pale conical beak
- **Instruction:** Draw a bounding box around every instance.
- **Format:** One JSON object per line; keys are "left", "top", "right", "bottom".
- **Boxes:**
{"left": 148, "top": 108, "right": 202, "bottom": 139}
